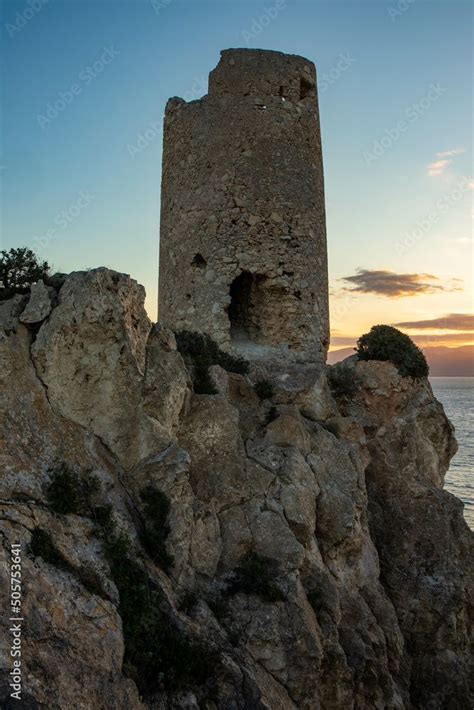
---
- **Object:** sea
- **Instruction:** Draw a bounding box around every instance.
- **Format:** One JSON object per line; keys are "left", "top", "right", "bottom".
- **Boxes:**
{"left": 430, "top": 377, "right": 474, "bottom": 530}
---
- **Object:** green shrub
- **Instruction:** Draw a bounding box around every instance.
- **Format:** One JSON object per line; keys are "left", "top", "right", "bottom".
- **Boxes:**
{"left": 327, "top": 364, "right": 360, "bottom": 397}
{"left": 139, "top": 486, "right": 174, "bottom": 572}
{"left": 178, "top": 591, "right": 199, "bottom": 615}
{"left": 254, "top": 379, "right": 274, "bottom": 400}
{"left": 175, "top": 330, "right": 249, "bottom": 394}
{"left": 91, "top": 504, "right": 114, "bottom": 537}
{"left": 47, "top": 465, "right": 100, "bottom": 516}
{"left": 356, "top": 325, "right": 429, "bottom": 378}
{"left": 226, "top": 551, "right": 285, "bottom": 603}
{"left": 0, "top": 247, "right": 50, "bottom": 300}
{"left": 104, "top": 532, "right": 216, "bottom": 696}
{"left": 47, "top": 466, "right": 82, "bottom": 515}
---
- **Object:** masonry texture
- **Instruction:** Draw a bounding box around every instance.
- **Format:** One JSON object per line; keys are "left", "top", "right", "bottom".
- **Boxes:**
{"left": 159, "top": 48, "right": 329, "bottom": 362}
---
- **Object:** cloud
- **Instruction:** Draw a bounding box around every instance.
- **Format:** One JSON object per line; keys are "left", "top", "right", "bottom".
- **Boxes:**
{"left": 341, "top": 269, "right": 457, "bottom": 297}
{"left": 427, "top": 158, "right": 450, "bottom": 176}
{"left": 393, "top": 313, "right": 474, "bottom": 330}
{"left": 436, "top": 148, "right": 465, "bottom": 158}
{"left": 427, "top": 148, "right": 465, "bottom": 177}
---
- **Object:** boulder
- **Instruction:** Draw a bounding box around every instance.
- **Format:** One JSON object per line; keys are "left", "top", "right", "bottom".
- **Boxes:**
{"left": 19, "top": 279, "right": 52, "bottom": 324}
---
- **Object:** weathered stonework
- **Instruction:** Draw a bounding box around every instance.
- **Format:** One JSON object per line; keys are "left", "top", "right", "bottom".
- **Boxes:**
{"left": 159, "top": 49, "right": 329, "bottom": 363}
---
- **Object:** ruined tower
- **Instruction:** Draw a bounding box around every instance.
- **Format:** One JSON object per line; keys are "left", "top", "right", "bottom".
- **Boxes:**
{"left": 159, "top": 49, "right": 329, "bottom": 362}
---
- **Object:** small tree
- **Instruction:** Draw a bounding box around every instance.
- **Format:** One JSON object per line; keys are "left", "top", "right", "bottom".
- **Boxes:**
{"left": 356, "top": 325, "right": 429, "bottom": 378}
{"left": 0, "top": 247, "right": 49, "bottom": 300}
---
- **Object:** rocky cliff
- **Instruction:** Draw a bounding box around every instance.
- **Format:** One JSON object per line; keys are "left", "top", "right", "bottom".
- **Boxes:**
{"left": 0, "top": 269, "right": 472, "bottom": 709}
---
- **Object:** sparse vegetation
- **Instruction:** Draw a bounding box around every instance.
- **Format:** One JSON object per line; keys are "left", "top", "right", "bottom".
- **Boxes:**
{"left": 327, "top": 363, "right": 360, "bottom": 397}
{"left": 178, "top": 591, "right": 199, "bottom": 615}
{"left": 226, "top": 551, "right": 285, "bottom": 603}
{"left": 139, "top": 485, "right": 174, "bottom": 573}
{"left": 91, "top": 504, "right": 114, "bottom": 537}
{"left": 176, "top": 330, "right": 248, "bottom": 395}
{"left": 356, "top": 324, "right": 429, "bottom": 379}
{"left": 254, "top": 379, "right": 274, "bottom": 400}
{"left": 104, "top": 532, "right": 216, "bottom": 696}
{"left": 40, "top": 467, "right": 213, "bottom": 694}
{"left": 46, "top": 464, "right": 100, "bottom": 516}
{"left": 0, "top": 247, "right": 50, "bottom": 301}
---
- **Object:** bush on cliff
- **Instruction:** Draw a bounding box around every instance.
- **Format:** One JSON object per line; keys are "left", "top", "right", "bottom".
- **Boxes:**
{"left": 356, "top": 325, "right": 429, "bottom": 378}
{"left": 175, "top": 330, "right": 249, "bottom": 394}
{"left": 227, "top": 551, "right": 285, "bottom": 603}
{"left": 104, "top": 532, "right": 216, "bottom": 696}
{"left": 47, "top": 464, "right": 100, "bottom": 516}
{"left": 327, "top": 363, "right": 360, "bottom": 397}
{"left": 0, "top": 247, "right": 50, "bottom": 300}
{"left": 139, "top": 485, "right": 174, "bottom": 573}
{"left": 254, "top": 379, "right": 274, "bottom": 400}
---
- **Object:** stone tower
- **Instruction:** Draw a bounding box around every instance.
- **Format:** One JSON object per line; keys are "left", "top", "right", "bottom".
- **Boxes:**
{"left": 159, "top": 48, "right": 329, "bottom": 363}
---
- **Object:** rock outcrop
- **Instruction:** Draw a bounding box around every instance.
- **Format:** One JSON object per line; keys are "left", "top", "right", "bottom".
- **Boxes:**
{"left": 0, "top": 269, "right": 472, "bottom": 709}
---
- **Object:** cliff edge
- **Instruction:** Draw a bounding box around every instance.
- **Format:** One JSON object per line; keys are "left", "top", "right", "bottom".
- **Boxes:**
{"left": 0, "top": 268, "right": 472, "bottom": 709}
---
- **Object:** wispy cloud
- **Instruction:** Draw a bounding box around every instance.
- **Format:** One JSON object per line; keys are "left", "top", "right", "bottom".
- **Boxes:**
{"left": 341, "top": 269, "right": 461, "bottom": 297}
{"left": 436, "top": 148, "right": 465, "bottom": 158}
{"left": 394, "top": 313, "right": 474, "bottom": 330}
{"left": 427, "top": 147, "right": 465, "bottom": 176}
{"left": 427, "top": 159, "right": 450, "bottom": 176}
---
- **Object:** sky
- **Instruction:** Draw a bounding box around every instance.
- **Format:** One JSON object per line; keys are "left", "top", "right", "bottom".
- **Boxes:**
{"left": 1, "top": 0, "right": 472, "bottom": 364}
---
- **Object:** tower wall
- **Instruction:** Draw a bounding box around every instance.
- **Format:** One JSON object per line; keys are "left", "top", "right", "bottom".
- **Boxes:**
{"left": 159, "top": 48, "right": 329, "bottom": 362}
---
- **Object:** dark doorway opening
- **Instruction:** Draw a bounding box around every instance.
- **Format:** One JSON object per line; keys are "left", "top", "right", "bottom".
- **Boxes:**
{"left": 228, "top": 271, "right": 254, "bottom": 340}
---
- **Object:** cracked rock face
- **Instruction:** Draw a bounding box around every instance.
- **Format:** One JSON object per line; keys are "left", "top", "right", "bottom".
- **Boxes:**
{"left": 0, "top": 269, "right": 472, "bottom": 709}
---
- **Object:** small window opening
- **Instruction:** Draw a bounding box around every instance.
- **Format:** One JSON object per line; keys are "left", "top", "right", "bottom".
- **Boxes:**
{"left": 191, "top": 253, "right": 206, "bottom": 268}
{"left": 299, "top": 76, "right": 314, "bottom": 100}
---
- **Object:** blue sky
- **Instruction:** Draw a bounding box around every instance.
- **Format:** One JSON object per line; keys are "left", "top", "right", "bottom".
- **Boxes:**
{"left": 1, "top": 0, "right": 472, "bottom": 345}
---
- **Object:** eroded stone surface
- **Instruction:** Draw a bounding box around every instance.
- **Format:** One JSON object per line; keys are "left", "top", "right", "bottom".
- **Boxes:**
{"left": 19, "top": 279, "right": 52, "bottom": 324}
{"left": 0, "top": 272, "right": 472, "bottom": 709}
{"left": 159, "top": 49, "right": 329, "bottom": 362}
